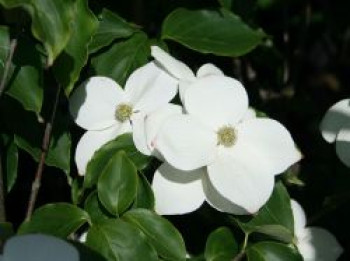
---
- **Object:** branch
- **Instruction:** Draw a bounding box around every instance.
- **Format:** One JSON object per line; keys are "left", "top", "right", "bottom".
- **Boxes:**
{"left": 0, "top": 39, "right": 17, "bottom": 98}
{"left": 25, "top": 85, "right": 61, "bottom": 221}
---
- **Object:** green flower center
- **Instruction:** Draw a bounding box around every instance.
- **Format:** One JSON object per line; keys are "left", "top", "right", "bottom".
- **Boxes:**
{"left": 217, "top": 126, "right": 237, "bottom": 147}
{"left": 115, "top": 103, "right": 133, "bottom": 122}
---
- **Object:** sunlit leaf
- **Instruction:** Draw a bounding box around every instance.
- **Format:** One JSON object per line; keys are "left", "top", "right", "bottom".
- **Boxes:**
{"left": 246, "top": 241, "right": 302, "bottom": 261}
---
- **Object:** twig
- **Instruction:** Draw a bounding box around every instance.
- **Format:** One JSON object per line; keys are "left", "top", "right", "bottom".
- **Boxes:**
{"left": 232, "top": 233, "right": 249, "bottom": 261}
{"left": 0, "top": 39, "right": 17, "bottom": 98}
{"left": 25, "top": 85, "right": 61, "bottom": 221}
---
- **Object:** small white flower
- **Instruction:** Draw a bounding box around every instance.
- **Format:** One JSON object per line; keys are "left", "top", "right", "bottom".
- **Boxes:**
{"left": 0, "top": 234, "right": 79, "bottom": 261}
{"left": 291, "top": 199, "right": 343, "bottom": 261}
{"left": 69, "top": 61, "right": 177, "bottom": 175}
{"left": 151, "top": 74, "right": 301, "bottom": 215}
{"left": 320, "top": 99, "right": 350, "bottom": 167}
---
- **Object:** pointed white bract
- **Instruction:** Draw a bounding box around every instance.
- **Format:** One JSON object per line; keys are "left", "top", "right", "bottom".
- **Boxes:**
{"left": 0, "top": 234, "right": 79, "bottom": 261}
{"left": 147, "top": 46, "right": 302, "bottom": 215}
{"left": 320, "top": 99, "right": 350, "bottom": 167}
{"left": 291, "top": 200, "right": 343, "bottom": 261}
{"left": 69, "top": 61, "right": 177, "bottom": 175}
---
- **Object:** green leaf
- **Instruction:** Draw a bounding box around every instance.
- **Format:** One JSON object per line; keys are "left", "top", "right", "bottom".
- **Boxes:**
{"left": 246, "top": 242, "right": 302, "bottom": 261}
{"left": 84, "top": 133, "right": 150, "bottom": 189}
{"left": 218, "top": 0, "right": 232, "bottom": 9}
{"left": 233, "top": 182, "right": 294, "bottom": 243}
{"left": 86, "top": 219, "right": 158, "bottom": 261}
{"left": 84, "top": 190, "right": 113, "bottom": 225}
{"left": 53, "top": 0, "right": 98, "bottom": 95}
{"left": 97, "top": 151, "right": 138, "bottom": 215}
{"left": 18, "top": 203, "right": 90, "bottom": 238}
{"left": 123, "top": 209, "right": 186, "bottom": 261}
{"left": 0, "top": 26, "right": 43, "bottom": 113}
{"left": 0, "top": 0, "right": 75, "bottom": 65}
{"left": 204, "top": 227, "right": 238, "bottom": 261}
{"left": 162, "top": 8, "right": 264, "bottom": 57}
{"left": 0, "top": 134, "right": 18, "bottom": 192}
{"left": 91, "top": 32, "right": 150, "bottom": 86}
{"left": 0, "top": 97, "right": 71, "bottom": 173}
{"left": 132, "top": 172, "right": 155, "bottom": 210}
{"left": 89, "top": 9, "right": 138, "bottom": 54}
{"left": 0, "top": 222, "right": 14, "bottom": 241}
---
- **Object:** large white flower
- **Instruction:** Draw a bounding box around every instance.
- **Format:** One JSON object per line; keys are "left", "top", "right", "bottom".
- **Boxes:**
{"left": 291, "top": 199, "right": 343, "bottom": 261}
{"left": 0, "top": 234, "right": 79, "bottom": 261}
{"left": 69, "top": 61, "right": 177, "bottom": 175}
{"left": 152, "top": 75, "right": 301, "bottom": 214}
{"left": 320, "top": 99, "right": 350, "bottom": 167}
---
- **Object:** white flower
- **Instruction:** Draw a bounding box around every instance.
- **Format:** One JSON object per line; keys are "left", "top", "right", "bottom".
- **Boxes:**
{"left": 69, "top": 61, "right": 177, "bottom": 175}
{"left": 151, "top": 46, "right": 224, "bottom": 101}
{"left": 320, "top": 99, "right": 350, "bottom": 167}
{"left": 151, "top": 74, "right": 301, "bottom": 215}
{"left": 0, "top": 234, "right": 79, "bottom": 261}
{"left": 291, "top": 199, "right": 343, "bottom": 261}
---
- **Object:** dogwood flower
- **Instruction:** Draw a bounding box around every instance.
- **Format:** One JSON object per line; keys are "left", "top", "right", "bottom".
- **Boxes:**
{"left": 69, "top": 61, "right": 177, "bottom": 175}
{"left": 0, "top": 234, "right": 79, "bottom": 261}
{"left": 291, "top": 199, "right": 343, "bottom": 261}
{"left": 152, "top": 75, "right": 301, "bottom": 214}
{"left": 151, "top": 46, "right": 224, "bottom": 100}
{"left": 320, "top": 99, "right": 350, "bottom": 167}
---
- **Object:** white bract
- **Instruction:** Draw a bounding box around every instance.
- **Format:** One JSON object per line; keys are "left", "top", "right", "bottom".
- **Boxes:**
{"left": 0, "top": 234, "right": 79, "bottom": 261}
{"left": 320, "top": 99, "right": 350, "bottom": 167}
{"left": 291, "top": 199, "right": 343, "bottom": 261}
{"left": 146, "top": 62, "right": 301, "bottom": 214}
{"left": 69, "top": 61, "right": 177, "bottom": 175}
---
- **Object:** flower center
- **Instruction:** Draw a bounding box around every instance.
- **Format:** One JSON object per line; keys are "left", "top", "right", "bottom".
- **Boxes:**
{"left": 217, "top": 126, "right": 237, "bottom": 147}
{"left": 115, "top": 103, "right": 133, "bottom": 122}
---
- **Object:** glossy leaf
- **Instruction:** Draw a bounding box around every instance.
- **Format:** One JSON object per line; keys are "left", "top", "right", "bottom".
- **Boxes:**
{"left": 0, "top": 0, "right": 75, "bottom": 65}
{"left": 162, "top": 8, "right": 264, "bottom": 57}
{"left": 84, "top": 191, "right": 113, "bottom": 225}
{"left": 204, "top": 227, "right": 238, "bottom": 261}
{"left": 0, "top": 97, "right": 71, "bottom": 173}
{"left": 86, "top": 219, "right": 158, "bottom": 261}
{"left": 89, "top": 8, "right": 138, "bottom": 53}
{"left": 84, "top": 133, "right": 150, "bottom": 189}
{"left": 54, "top": 0, "right": 98, "bottom": 95}
{"left": 0, "top": 26, "right": 43, "bottom": 113}
{"left": 18, "top": 203, "right": 90, "bottom": 238}
{"left": 132, "top": 172, "right": 155, "bottom": 210}
{"left": 0, "top": 134, "right": 18, "bottom": 192}
{"left": 246, "top": 242, "right": 302, "bottom": 261}
{"left": 123, "top": 209, "right": 186, "bottom": 261}
{"left": 233, "top": 182, "right": 294, "bottom": 243}
{"left": 97, "top": 151, "right": 138, "bottom": 215}
{"left": 91, "top": 32, "right": 150, "bottom": 86}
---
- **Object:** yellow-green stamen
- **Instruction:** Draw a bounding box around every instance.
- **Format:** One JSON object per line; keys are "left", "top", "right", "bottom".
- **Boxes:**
{"left": 217, "top": 126, "right": 237, "bottom": 147}
{"left": 115, "top": 103, "right": 133, "bottom": 122}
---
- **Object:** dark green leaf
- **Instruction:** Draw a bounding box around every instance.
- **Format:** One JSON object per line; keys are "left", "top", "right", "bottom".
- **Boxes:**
{"left": 132, "top": 172, "right": 155, "bottom": 210}
{"left": 0, "top": 134, "right": 18, "bottom": 192}
{"left": 0, "top": 0, "right": 75, "bottom": 65}
{"left": 18, "top": 203, "right": 90, "bottom": 238}
{"left": 91, "top": 32, "right": 150, "bottom": 86}
{"left": 162, "top": 8, "right": 264, "bottom": 57}
{"left": 54, "top": 0, "right": 98, "bottom": 95}
{"left": 89, "top": 9, "right": 138, "bottom": 54}
{"left": 0, "top": 97, "right": 71, "bottom": 173}
{"left": 86, "top": 219, "right": 158, "bottom": 261}
{"left": 246, "top": 242, "right": 302, "bottom": 261}
{"left": 0, "top": 26, "right": 43, "bottom": 113}
{"left": 218, "top": 0, "right": 232, "bottom": 9}
{"left": 84, "top": 133, "right": 150, "bottom": 189}
{"left": 97, "top": 151, "right": 138, "bottom": 215}
{"left": 204, "top": 227, "right": 238, "bottom": 261}
{"left": 0, "top": 222, "right": 14, "bottom": 241}
{"left": 233, "top": 182, "right": 294, "bottom": 243}
{"left": 123, "top": 209, "right": 186, "bottom": 261}
{"left": 71, "top": 242, "right": 107, "bottom": 261}
{"left": 84, "top": 191, "right": 113, "bottom": 225}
